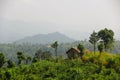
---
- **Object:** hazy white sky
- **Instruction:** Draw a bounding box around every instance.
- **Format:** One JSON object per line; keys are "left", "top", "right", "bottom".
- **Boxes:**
{"left": 0, "top": 0, "right": 120, "bottom": 42}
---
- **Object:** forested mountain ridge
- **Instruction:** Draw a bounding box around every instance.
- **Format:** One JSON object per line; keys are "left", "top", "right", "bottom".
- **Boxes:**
{"left": 14, "top": 32, "right": 75, "bottom": 44}
{"left": 0, "top": 40, "right": 120, "bottom": 61}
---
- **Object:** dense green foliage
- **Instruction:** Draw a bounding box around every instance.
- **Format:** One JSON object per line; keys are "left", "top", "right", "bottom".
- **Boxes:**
{"left": 7, "top": 60, "right": 16, "bottom": 68}
{"left": 0, "top": 52, "right": 120, "bottom": 80}
{"left": 0, "top": 53, "right": 6, "bottom": 68}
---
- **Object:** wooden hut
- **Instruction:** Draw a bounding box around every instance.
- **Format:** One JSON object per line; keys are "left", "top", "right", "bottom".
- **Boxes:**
{"left": 66, "top": 47, "right": 80, "bottom": 59}
{"left": 66, "top": 47, "right": 91, "bottom": 59}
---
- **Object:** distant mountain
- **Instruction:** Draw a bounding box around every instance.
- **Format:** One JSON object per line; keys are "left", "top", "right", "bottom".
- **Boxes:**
{"left": 14, "top": 32, "right": 75, "bottom": 44}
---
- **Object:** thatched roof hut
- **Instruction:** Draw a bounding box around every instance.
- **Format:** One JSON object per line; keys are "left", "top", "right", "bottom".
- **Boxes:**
{"left": 66, "top": 47, "right": 91, "bottom": 59}
{"left": 66, "top": 47, "right": 80, "bottom": 59}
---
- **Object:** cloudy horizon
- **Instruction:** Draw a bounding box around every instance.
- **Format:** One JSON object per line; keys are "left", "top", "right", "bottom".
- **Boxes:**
{"left": 0, "top": 0, "right": 120, "bottom": 43}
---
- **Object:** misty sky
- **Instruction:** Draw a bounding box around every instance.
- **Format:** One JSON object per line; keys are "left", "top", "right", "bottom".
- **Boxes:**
{"left": 0, "top": 0, "right": 120, "bottom": 42}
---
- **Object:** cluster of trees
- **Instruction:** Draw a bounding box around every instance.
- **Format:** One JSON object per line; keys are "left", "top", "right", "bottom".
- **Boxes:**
{"left": 0, "top": 40, "right": 60, "bottom": 68}
{"left": 89, "top": 28, "right": 114, "bottom": 55}
{"left": 0, "top": 39, "right": 120, "bottom": 62}
{"left": 0, "top": 49, "right": 53, "bottom": 68}
{"left": 70, "top": 28, "right": 115, "bottom": 59}
{"left": 32, "top": 50, "right": 52, "bottom": 63}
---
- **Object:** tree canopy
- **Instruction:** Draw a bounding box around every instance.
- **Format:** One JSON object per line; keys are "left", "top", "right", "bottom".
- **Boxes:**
{"left": 77, "top": 44, "right": 85, "bottom": 58}
{"left": 98, "top": 43, "right": 104, "bottom": 55}
{"left": 98, "top": 28, "right": 114, "bottom": 51}
{"left": 0, "top": 53, "right": 6, "bottom": 67}
{"left": 51, "top": 41, "right": 58, "bottom": 57}
{"left": 17, "top": 52, "right": 26, "bottom": 65}
{"left": 89, "top": 30, "right": 99, "bottom": 54}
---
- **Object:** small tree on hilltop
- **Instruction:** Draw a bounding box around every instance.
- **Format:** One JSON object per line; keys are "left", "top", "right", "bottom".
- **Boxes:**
{"left": 32, "top": 49, "right": 42, "bottom": 63}
{"left": 51, "top": 41, "right": 58, "bottom": 58}
{"left": 35, "top": 49, "right": 42, "bottom": 59}
{"left": 26, "top": 56, "right": 32, "bottom": 64}
{"left": 89, "top": 30, "right": 99, "bottom": 55}
{"left": 7, "top": 59, "right": 15, "bottom": 68}
{"left": 77, "top": 44, "right": 85, "bottom": 59}
{"left": 17, "top": 52, "right": 26, "bottom": 65}
{"left": 41, "top": 51, "right": 52, "bottom": 60}
{"left": 0, "top": 53, "right": 6, "bottom": 68}
{"left": 98, "top": 43, "right": 104, "bottom": 57}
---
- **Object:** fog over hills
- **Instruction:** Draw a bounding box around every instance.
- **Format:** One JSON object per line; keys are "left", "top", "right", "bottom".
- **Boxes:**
{"left": 0, "top": 0, "right": 120, "bottom": 43}
{"left": 0, "top": 20, "right": 119, "bottom": 43}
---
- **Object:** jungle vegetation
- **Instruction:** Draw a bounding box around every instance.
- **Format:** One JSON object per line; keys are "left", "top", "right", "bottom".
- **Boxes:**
{"left": 0, "top": 28, "right": 120, "bottom": 80}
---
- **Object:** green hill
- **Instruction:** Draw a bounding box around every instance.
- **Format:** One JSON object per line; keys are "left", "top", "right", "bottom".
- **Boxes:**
{"left": 14, "top": 32, "right": 75, "bottom": 44}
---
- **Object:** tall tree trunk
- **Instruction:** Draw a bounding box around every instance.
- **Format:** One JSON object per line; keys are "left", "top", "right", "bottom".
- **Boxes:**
{"left": 104, "top": 42, "right": 107, "bottom": 52}
{"left": 55, "top": 48, "right": 57, "bottom": 58}
{"left": 94, "top": 43, "right": 96, "bottom": 55}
